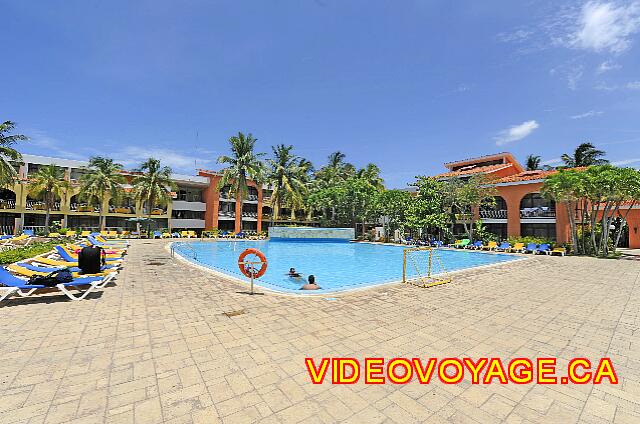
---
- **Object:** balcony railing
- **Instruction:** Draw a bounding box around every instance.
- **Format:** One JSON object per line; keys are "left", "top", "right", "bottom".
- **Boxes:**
{"left": 247, "top": 194, "right": 258, "bottom": 201}
{"left": 218, "top": 210, "right": 235, "bottom": 217}
{"left": 480, "top": 209, "right": 508, "bottom": 219}
{"left": 520, "top": 207, "right": 556, "bottom": 218}
{"left": 242, "top": 211, "right": 259, "bottom": 218}
{"left": 0, "top": 199, "right": 16, "bottom": 209}
{"left": 109, "top": 205, "right": 136, "bottom": 214}
{"left": 26, "top": 200, "right": 60, "bottom": 211}
{"left": 70, "top": 203, "right": 100, "bottom": 213}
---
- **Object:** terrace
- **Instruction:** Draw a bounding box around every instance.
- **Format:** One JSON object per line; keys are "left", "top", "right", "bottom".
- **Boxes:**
{"left": 0, "top": 240, "right": 637, "bottom": 423}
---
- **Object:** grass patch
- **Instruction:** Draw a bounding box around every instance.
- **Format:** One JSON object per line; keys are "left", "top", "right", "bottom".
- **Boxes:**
{"left": 0, "top": 241, "right": 61, "bottom": 265}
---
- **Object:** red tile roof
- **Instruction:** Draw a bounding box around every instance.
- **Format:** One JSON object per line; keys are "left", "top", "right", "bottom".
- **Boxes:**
{"left": 435, "top": 163, "right": 513, "bottom": 178}
{"left": 494, "top": 167, "right": 587, "bottom": 183}
{"left": 494, "top": 169, "right": 557, "bottom": 183}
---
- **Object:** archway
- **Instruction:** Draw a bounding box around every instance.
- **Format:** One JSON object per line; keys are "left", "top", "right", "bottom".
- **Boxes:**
{"left": 0, "top": 188, "right": 17, "bottom": 209}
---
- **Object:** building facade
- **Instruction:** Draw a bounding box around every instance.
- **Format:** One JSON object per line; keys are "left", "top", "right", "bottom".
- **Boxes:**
{"left": 434, "top": 153, "right": 640, "bottom": 248}
{"left": 0, "top": 154, "right": 277, "bottom": 234}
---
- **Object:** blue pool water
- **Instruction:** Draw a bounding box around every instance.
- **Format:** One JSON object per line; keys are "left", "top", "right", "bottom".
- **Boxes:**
{"left": 172, "top": 240, "right": 519, "bottom": 294}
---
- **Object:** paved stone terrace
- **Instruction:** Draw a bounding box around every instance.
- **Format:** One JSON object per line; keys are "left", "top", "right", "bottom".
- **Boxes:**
{"left": 1, "top": 240, "right": 639, "bottom": 424}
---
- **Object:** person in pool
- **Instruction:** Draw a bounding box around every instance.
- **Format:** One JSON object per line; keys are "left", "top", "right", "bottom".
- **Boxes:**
{"left": 300, "top": 274, "right": 321, "bottom": 290}
{"left": 288, "top": 267, "right": 301, "bottom": 278}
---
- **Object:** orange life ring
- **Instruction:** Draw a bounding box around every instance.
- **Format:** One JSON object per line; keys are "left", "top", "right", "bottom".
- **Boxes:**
{"left": 238, "top": 248, "right": 268, "bottom": 278}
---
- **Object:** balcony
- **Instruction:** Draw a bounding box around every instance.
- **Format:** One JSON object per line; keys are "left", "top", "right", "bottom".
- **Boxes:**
{"left": 109, "top": 205, "right": 136, "bottom": 214}
{"left": 218, "top": 210, "right": 235, "bottom": 218}
{"left": 480, "top": 209, "right": 508, "bottom": 219}
{"left": 520, "top": 207, "right": 556, "bottom": 219}
{"left": 26, "top": 200, "right": 61, "bottom": 211}
{"left": 70, "top": 203, "right": 100, "bottom": 213}
{"left": 241, "top": 211, "right": 259, "bottom": 218}
{"left": 0, "top": 199, "right": 16, "bottom": 209}
{"left": 172, "top": 200, "right": 206, "bottom": 212}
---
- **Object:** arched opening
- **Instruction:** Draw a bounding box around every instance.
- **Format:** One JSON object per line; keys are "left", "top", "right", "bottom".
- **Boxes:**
{"left": 480, "top": 196, "right": 507, "bottom": 219}
{"left": 0, "top": 188, "right": 17, "bottom": 210}
{"left": 26, "top": 192, "right": 61, "bottom": 211}
{"left": 69, "top": 194, "right": 100, "bottom": 212}
{"left": 519, "top": 193, "right": 555, "bottom": 218}
{"left": 109, "top": 195, "right": 136, "bottom": 214}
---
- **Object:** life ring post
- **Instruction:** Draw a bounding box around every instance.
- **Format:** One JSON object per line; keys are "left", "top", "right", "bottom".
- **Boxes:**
{"left": 237, "top": 248, "right": 268, "bottom": 295}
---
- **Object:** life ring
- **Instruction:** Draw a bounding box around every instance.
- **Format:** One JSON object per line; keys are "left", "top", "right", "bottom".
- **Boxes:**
{"left": 238, "top": 248, "right": 268, "bottom": 278}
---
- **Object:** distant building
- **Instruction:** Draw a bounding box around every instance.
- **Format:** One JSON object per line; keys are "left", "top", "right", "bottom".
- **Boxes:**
{"left": 432, "top": 152, "right": 640, "bottom": 248}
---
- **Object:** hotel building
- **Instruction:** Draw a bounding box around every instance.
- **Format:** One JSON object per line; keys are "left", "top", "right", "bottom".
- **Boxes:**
{"left": 434, "top": 152, "right": 640, "bottom": 249}
{"left": 0, "top": 154, "right": 296, "bottom": 234}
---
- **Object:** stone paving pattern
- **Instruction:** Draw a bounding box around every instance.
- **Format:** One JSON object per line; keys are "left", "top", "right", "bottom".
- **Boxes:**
{"left": 1, "top": 240, "right": 639, "bottom": 423}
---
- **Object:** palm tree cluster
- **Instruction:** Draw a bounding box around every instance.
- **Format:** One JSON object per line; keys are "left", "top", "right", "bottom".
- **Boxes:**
{"left": 216, "top": 132, "right": 386, "bottom": 225}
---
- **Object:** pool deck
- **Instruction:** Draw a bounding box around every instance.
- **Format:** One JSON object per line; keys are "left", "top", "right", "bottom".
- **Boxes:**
{"left": 1, "top": 239, "right": 639, "bottom": 423}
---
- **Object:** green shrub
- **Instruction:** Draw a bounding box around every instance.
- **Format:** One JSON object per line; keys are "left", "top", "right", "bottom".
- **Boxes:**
{"left": 0, "top": 241, "right": 60, "bottom": 265}
{"left": 507, "top": 236, "right": 554, "bottom": 247}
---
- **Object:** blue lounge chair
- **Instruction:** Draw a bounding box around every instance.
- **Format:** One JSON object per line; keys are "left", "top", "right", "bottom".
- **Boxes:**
{"left": 17, "top": 262, "right": 117, "bottom": 273}
{"left": 23, "top": 229, "right": 35, "bottom": 236}
{"left": 466, "top": 241, "right": 483, "bottom": 249}
{"left": 87, "top": 235, "right": 128, "bottom": 248}
{"left": 524, "top": 243, "right": 538, "bottom": 254}
{"left": 431, "top": 240, "right": 444, "bottom": 247}
{"left": 153, "top": 231, "right": 162, "bottom": 239}
{"left": 0, "top": 268, "right": 113, "bottom": 303}
{"left": 236, "top": 231, "right": 245, "bottom": 239}
{"left": 536, "top": 244, "right": 551, "bottom": 255}
{"left": 495, "top": 242, "right": 511, "bottom": 252}
{"left": 54, "top": 246, "right": 122, "bottom": 263}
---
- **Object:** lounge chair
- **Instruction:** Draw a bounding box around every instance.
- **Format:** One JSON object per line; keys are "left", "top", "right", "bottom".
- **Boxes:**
{"left": 54, "top": 246, "right": 122, "bottom": 263}
{"left": 23, "top": 230, "right": 35, "bottom": 236}
{"left": 100, "top": 230, "right": 109, "bottom": 238}
{"left": 494, "top": 242, "right": 511, "bottom": 252}
{"left": 48, "top": 232, "right": 61, "bottom": 238}
{"left": 80, "top": 231, "right": 91, "bottom": 237}
{"left": 180, "top": 231, "right": 190, "bottom": 238}
{"left": 466, "top": 241, "right": 483, "bottom": 250}
{"left": 536, "top": 244, "right": 551, "bottom": 255}
{"left": 188, "top": 230, "right": 197, "bottom": 238}
{"left": 161, "top": 232, "right": 172, "bottom": 238}
{"left": 0, "top": 268, "right": 114, "bottom": 303}
{"left": 88, "top": 235, "right": 128, "bottom": 248}
{"left": 507, "top": 242, "right": 525, "bottom": 253}
{"left": 171, "top": 232, "right": 180, "bottom": 238}
{"left": 153, "top": 231, "right": 162, "bottom": 239}
{"left": 7, "top": 263, "right": 114, "bottom": 279}
{"left": 454, "top": 239, "right": 470, "bottom": 248}
{"left": 524, "top": 243, "right": 538, "bottom": 254}
{"left": 33, "top": 256, "right": 120, "bottom": 269}
{"left": 236, "top": 231, "right": 245, "bottom": 239}
{"left": 550, "top": 247, "right": 566, "bottom": 256}
{"left": 481, "top": 241, "right": 498, "bottom": 251}
{"left": 431, "top": 240, "right": 444, "bottom": 247}
{"left": 64, "top": 231, "right": 76, "bottom": 238}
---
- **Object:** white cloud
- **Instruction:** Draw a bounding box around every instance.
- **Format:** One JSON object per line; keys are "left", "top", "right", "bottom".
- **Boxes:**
{"left": 594, "top": 81, "right": 619, "bottom": 90}
{"left": 567, "top": 66, "right": 584, "bottom": 90}
{"left": 570, "top": 1, "right": 640, "bottom": 53}
{"left": 494, "top": 120, "right": 540, "bottom": 146}
{"left": 496, "top": 29, "right": 534, "bottom": 43}
{"left": 611, "top": 158, "right": 640, "bottom": 165}
{"left": 541, "top": 158, "right": 563, "bottom": 166}
{"left": 627, "top": 81, "right": 640, "bottom": 89}
{"left": 114, "top": 146, "right": 212, "bottom": 173}
{"left": 570, "top": 110, "right": 604, "bottom": 119}
{"left": 597, "top": 60, "right": 621, "bottom": 73}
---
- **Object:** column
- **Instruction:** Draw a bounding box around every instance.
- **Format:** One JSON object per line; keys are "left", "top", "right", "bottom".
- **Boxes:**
{"left": 256, "top": 185, "right": 263, "bottom": 232}
{"left": 234, "top": 195, "right": 242, "bottom": 233}
{"left": 628, "top": 210, "right": 640, "bottom": 249}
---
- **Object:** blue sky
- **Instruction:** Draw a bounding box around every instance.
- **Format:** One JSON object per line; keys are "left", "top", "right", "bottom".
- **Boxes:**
{"left": 1, "top": 0, "right": 640, "bottom": 188}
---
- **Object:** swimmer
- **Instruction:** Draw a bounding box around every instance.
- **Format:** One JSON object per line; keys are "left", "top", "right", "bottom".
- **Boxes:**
{"left": 300, "top": 274, "right": 321, "bottom": 290}
{"left": 288, "top": 267, "right": 301, "bottom": 277}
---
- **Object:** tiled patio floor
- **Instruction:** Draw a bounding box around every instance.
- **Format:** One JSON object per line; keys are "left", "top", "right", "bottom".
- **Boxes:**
{"left": 1, "top": 240, "right": 639, "bottom": 423}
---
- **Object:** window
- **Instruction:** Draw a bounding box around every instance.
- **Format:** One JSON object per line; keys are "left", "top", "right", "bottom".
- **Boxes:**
{"left": 521, "top": 223, "right": 556, "bottom": 240}
{"left": 171, "top": 210, "right": 205, "bottom": 220}
{"left": 176, "top": 187, "right": 203, "bottom": 202}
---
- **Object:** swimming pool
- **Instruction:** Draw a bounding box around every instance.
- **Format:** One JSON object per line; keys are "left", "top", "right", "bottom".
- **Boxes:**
{"left": 172, "top": 240, "right": 519, "bottom": 294}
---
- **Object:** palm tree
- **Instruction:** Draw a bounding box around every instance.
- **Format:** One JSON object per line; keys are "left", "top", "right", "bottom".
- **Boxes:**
{"left": 0, "top": 121, "right": 28, "bottom": 187}
{"left": 132, "top": 158, "right": 175, "bottom": 228}
{"left": 28, "top": 164, "right": 71, "bottom": 231}
{"left": 561, "top": 143, "right": 608, "bottom": 167}
{"left": 357, "top": 163, "right": 385, "bottom": 190}
{"left": 267, "top": 145, "right": 312, "bottom": 222}
{"left": 314, "top": 151, "right": 355, "bottom": 187}
{"left": 79, "top": 156, "right": 125, "bottom": 230}
{"left": 217, "top": 132, "right": 265, "bottom": 227}
{"left": 525, "top": 155, "right": 541, "bottom": 171}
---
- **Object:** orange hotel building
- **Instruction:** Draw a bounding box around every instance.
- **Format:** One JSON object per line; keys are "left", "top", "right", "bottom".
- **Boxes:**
{"left": 432, "top": 152, "right": 640, "bottom": 249}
